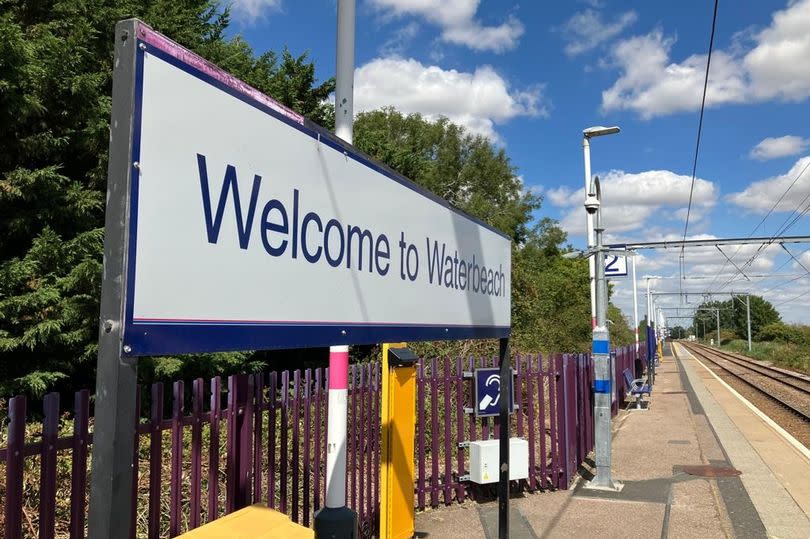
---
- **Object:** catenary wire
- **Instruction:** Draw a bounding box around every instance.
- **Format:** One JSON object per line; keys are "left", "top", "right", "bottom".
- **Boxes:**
{"left": 680, "top": 0, "right": 720, "bottom": 293}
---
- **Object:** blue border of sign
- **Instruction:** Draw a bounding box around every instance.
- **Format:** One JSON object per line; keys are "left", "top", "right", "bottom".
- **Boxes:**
{"left": 122, "top": 40, "right": 511, "bottom": 356}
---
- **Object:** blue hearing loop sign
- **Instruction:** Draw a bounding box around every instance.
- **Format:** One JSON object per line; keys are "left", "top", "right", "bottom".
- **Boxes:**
{"left": 474, "top": 368, "right": 516, "bottom": 417}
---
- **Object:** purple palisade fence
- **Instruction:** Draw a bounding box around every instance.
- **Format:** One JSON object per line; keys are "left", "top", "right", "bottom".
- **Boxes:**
{"left": 169, "top": 380, "right": 184, "bottom": 537}
{"left": 1, "top": 345, "right": 641, "bottom": 538}
{"left": 4, "top": 395, "right": 25, "bottom": 539}
{"left": 147, "top": 383, "right": 163, "bottom": 539}
{"left": 39, "top": 392, "right": 59, "bottom": 539}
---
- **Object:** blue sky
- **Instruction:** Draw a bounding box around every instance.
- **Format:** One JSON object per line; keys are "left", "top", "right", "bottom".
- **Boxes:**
{"left": 225, "top": 0, "right": 810, "bottom": 325}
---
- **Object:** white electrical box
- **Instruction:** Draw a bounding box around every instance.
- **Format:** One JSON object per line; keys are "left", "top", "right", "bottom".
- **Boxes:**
{"left": 468, "top": 438, "right": 529, "bottom": 484}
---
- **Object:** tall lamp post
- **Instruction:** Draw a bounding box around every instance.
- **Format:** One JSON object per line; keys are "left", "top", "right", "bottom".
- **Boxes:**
{"left": 583, "top": 126, "right": 620, "bottom": 328}
{"left": 585, "top": 176, "right": 622, "bottom": 491}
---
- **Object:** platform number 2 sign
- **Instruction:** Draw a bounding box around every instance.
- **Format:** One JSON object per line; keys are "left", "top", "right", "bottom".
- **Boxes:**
{"left": 604, "top": 255, "right": 628, "bottom": 277}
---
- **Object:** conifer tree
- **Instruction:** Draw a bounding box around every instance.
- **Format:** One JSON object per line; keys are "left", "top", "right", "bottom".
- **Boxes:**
{"left": 0, "top": 0, "right": 334, "bottom": 396}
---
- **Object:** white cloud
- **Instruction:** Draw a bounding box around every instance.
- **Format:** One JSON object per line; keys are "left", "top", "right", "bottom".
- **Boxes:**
{"left": 354, "top": 57, "right": 547, "bottom": 140}
{"left": 601, "top": 31, "right": 747, "bottom": 118}
{"left": 379, "top": 22, "right": 421, "bottom": 56}
{"left": 602, "top": 0, "right": 810, "bottom": 118}
{"left": 559, "top": 9, "right": 637, "bottom": 56}
{"left": 749, "top": 135, "right": 810, "bottom": 160}
{"left": 368, "top": 0, "right": 524, "bottom": 53}
{"left": 744, "top": 0, "right": 810, "bottom": 101}
{"left": 727, "top": 155, "right": 810, "bottom": 213}
{"left": 230, "top": 0, "right": 282, "bottom": 21}
{"left": 549, "top": 169, "right": 716, "bottom": 234}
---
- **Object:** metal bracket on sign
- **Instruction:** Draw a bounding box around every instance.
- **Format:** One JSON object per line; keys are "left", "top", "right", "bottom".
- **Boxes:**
{"left": 459, "top": 474, "right": 470, "bottom": 482}
{"left": 458, "top": 441, "right": 470, "bottom": 449}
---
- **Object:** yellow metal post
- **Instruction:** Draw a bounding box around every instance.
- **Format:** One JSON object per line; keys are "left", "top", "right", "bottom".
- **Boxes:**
{"left": 379, "top": 343, "right": 416, "bottom": 539}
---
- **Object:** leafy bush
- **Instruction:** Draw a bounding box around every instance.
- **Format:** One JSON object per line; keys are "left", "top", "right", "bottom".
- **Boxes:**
{"left": 758, "top": 322, "right": 808, "bottom": 345}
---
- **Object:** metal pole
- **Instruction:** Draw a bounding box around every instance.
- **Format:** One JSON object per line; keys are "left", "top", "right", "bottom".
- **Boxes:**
{"left": 497, "top": 337, "right": 511, "bottom": 539}
{"left": 646, "top": 278, "right": 652, "bottom": 330}
{"left": 325, "top": 345, "right": 349, "bottom": 509}
{"left": 645, "top": 278, "right": 653, "bottom": 387}
{"left": 583, "top": 137, "right": 596, "bottom": 328}
{"left": 652, "top": 302, "right": 658, "bottom": 383}
{"left": 590, "top": 218, "right": 618, "bottom": 489}
{"left": 746, "top": 295, "right": 752, "bottom": 352}
{"left": 88, "top": 19, "right": 140, "bottom": 539}
{"left": 315, "top": 1, "right": 358, "bottom": 536}
{"left": 716, "top": 308, "right": 720, "bottom": 346}
{"left": 334, "top": 0, "right": 355, "bottom": 144}
{"left": 631, "top": 255, "right": 639, "bottom": 359}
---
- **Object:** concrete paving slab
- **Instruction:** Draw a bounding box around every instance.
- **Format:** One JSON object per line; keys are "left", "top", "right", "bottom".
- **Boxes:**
{"left": 675, "top": 344, "right": 810, "bottom": 539}
{"left": 414, "top": 503, "right": 485, "bottom": 539}
{"left": 476, "top": 504, "right": 538, "bottom": 539}
{"left": 667, "top": 480, "right": 729, "bottom": 539}
{"left": 414, "top": 346, "right": 808, "bottom": 539}
{"left": 517, "top": 493, "right": 666, "bottom": 539}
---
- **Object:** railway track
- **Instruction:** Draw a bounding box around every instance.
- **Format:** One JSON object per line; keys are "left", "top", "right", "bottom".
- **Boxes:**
{"left": 680, "top": 342, "right": 810, "bottom": 422}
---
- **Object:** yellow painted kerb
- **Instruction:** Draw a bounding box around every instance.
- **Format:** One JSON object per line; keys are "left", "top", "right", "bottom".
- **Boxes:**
{"left": 379, "top": 342, "right": 416, "bottom": 539}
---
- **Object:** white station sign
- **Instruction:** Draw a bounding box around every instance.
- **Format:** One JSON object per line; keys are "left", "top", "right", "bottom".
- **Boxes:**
{"left": 122, "top": 29, "right": 512, "bottom": 355}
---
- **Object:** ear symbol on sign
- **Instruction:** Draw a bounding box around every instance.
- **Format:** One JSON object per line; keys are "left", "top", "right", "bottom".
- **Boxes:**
{"left": 478, "top": 374, "right": 501, "bottom": 411}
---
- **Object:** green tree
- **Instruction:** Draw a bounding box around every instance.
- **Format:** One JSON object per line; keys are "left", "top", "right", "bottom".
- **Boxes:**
{"left": 607, "top": 304, "right": 633, "bottom": 347}
{"left": 692, "top": 295, "right": 779, "bottom": 342}
{"left": 692, "top": 301, "right": 732, "bottom": 340}
{"left": 669, "top": 325, "right": 688, "bottom": 339}
{"left": 353, "top": 109, "right": 538, "bottom": 244}
{"left": 637, "top": 317, "right": 648, "bottom": 341}
{"left": 0, "top": 0, "right": 334, "bottom": 397}
{"left": 353, "top": 109, "right": 593, "bottom": 355}
{"left": 731, "top": 295, "right": 780, "bottom": 340}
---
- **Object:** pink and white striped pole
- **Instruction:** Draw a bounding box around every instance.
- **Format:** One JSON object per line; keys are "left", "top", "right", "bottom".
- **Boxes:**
{"left": 314, "top": 1, "right": 358, "bottom": 536}
{"left": 325, "top": 345, "right": 349, "bottom": 508}
{"left": 325, "top": 0, "right": 354, "bottom": 512}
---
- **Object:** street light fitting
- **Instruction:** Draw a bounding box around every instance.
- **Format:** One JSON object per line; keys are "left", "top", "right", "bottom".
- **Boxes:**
{"left": 583, "top": 125, "right": 620, "bottom": 138}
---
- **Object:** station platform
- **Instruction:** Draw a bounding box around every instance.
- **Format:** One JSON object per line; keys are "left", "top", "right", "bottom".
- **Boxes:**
{"left": 415, "top": 343, "right": 810, "bottom": 538}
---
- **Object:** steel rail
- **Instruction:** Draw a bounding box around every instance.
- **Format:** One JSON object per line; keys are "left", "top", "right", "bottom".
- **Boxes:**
{"left": 682, "top": 342, "right": 810, "bottom": 422}
{"left": 689, "top": 343, "right": 810, "bottom": 394}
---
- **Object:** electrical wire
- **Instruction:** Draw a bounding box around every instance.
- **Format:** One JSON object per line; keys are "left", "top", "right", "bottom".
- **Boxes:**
{"left": 707, "top": 138, "right": 810, "bottom": 292}
{"left": 680, "top": 0, "right": 720, "bottom": 292}
{"left": 715, "top": 161, "right": 810, "bottom": 291}
{"left": 775, "top": 287, "right": 810, "bottom": 307}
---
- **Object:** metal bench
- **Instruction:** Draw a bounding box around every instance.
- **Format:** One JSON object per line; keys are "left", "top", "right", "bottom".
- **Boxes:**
{"left": 622, "top": 368, "right": 651, "bottom": 409}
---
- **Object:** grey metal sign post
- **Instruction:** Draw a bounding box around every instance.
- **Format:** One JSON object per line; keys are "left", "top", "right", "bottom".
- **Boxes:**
{"left": 87, "top": 19, "right": 140, "bottom": 539}
{"left": 497, "top": 337, "right": 511, "bottom": 539}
